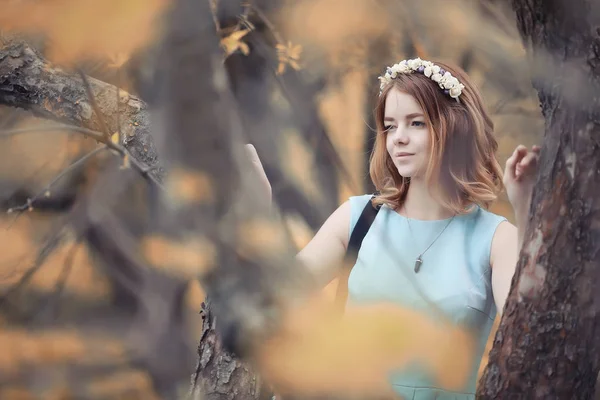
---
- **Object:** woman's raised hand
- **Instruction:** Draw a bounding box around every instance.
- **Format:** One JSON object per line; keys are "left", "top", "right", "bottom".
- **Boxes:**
{"left": 245, "top": 144, "right": 272, "bottom": 207}
{"left": 503, "top": 144, "right": 540, "bottom": 224}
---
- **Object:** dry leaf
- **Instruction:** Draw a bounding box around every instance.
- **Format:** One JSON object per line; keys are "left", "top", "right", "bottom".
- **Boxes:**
{"left": 276, "top": 41, "right": 303, "bottom": 75}
{"left": 110, "top": 132, "right": 120, "bottom": 145}
{"left": 220, "top": 29, "right": 251, "bottom": 57}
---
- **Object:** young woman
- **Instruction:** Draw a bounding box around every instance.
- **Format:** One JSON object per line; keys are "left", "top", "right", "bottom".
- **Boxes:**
{"left": 247, "top": 58, "right": 539, "bottom": 399}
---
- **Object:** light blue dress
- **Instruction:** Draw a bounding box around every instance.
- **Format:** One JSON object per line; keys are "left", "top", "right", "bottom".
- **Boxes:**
{"left": 347, "top": 194, "right": 506, "bottom": 400}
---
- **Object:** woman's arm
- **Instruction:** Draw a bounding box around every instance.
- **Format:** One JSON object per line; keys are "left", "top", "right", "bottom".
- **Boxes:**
{"left": 245, "top": 143, "right": 353, "bottom": 287}
{"left": 491, "top": 144, "right": 540, "bottom": 315}
{"left": 296, "top": 200, "right": 353, "bottom": 288}
{"left": 490, "top": 221, "right": 518, "bottom": 315}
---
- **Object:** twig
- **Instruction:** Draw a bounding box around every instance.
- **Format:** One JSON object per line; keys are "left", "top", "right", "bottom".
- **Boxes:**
{"left": 0, "top": 125, "right": 119, "bottom": 151}
{"left": 0, "top": 124, "right": 164, "bottom": 190}
{"left": 209, "top": 0, "right": 221, "bottom": 32}
{"left": 77, "top": 69, "right": 111, "bottom": 139}
{"left": 249, "top": 4, "right": 284, "bottom": 44}
{"left": 2, "top": 160, "right": 53, "bottom": 231}
{"left": 236, "top": 2, "right": 254, "bottom": 31}
{"left": 0, "top": 226, "right": 66, "bottom": 311}
{"left": 7, "top": 146, "right": 107, "bottom": 214}
{"left": 128, "top": 157, "right": 165, "bottom": 190}
{"left": 37, "top": 237, "right": 81, "bottom": 320}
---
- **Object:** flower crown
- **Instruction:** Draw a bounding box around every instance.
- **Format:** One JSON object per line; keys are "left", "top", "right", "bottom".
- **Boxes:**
{"left": 378, "top": 58, "right": 465, "bottom": 100}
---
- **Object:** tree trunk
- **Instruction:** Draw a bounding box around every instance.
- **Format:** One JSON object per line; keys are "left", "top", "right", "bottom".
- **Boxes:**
{"left": 478, "top": 0, "right": 600, "bottom": 398}
{"left": 189, "top": 1, "right": 346, "bottom": 398}
{"left": 189, "top": 298, "right": 271, "bottom": 400}
{"left": 148, "top": 0, "right": 317, "bottom": 397}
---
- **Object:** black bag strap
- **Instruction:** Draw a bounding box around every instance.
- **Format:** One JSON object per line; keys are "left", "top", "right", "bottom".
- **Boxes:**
{"left": 334, "top": 195, "right": 380, "bottom": 313}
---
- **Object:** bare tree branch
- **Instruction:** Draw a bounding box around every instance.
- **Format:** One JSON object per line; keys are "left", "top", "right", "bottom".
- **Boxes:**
{"left": 7, "top": 146, "right": 106, "bottom": 214}
{"left": 35, "top": 236, "right": 81, "bottom": 322}
{"left": 0, "top": 41, "right": 164, "bottom": 182}
{"left": 0, "top": 224, "right": 67, "bottom": 317}
{"left": 77, "top": 69, "right": 110, "bottom": 139}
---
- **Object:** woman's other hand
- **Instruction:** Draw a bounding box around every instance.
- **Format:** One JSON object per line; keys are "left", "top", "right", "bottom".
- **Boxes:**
{"left": 503, "top": 144, "right": 540, "bottom": 226}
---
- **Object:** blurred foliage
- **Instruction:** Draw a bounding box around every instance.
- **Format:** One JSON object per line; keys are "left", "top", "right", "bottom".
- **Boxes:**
{"left": 0, "top": 0, "right": 544, "bottom": 398}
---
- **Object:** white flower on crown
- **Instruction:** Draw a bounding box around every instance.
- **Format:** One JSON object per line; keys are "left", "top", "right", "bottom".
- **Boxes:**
{"left": 391, "top": 63, "right": 410, "bottom": 74}
{"left": 377, "top": 58, "right": 465, "bottom": 100}
{"left": 430, "top": 72, "right": 443, "bottom": 83}
{"left": 407, "top": 58, "right": 422, "bottom": 70}
{"left": 437, "top": 72, "right": 453, "bottom": 88}
{"left": 449, "top": 84, "right": 465, "bottom": 99}
{"left": 379, "top": 72, "right": 391, "bottom": 87}
{"left": 423, "top": 64, "right": 440, "bottom": 78}
{"left": 442, "top": 76, "right": 459, "bottom": 90}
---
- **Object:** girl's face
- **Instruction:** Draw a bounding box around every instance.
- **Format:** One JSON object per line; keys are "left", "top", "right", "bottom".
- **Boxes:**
{"left": 384, "top": 87, "right": 432, "bottom": 179}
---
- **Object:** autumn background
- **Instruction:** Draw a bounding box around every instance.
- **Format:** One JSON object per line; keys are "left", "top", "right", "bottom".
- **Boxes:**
{"left": 0, "top": 0, "right": 545, "bottom": 399}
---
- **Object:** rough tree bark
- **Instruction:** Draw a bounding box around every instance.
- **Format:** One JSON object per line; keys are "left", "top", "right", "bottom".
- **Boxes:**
{"left": 478, "top": 0, "right": 600, "bottom": 398}
{"left": 0, "top": 41, "right": 162, "bottom": 181}
{"left": 190, "top": 298, "right": 270, "bottom": 400}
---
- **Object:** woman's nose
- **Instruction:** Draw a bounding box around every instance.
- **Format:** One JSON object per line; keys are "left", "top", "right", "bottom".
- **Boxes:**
{"left": 393, "top": 127, "right": 409, "bottom": 144}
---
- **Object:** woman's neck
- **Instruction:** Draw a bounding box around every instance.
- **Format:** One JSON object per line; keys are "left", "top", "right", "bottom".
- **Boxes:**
{"left": 399, "top": 179, "right": 455, "bottom": 221}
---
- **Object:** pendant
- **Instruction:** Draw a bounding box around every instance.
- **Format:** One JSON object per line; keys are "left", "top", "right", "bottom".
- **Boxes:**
{"left": 414, "top": 256, "right": 423, "bottom": 273}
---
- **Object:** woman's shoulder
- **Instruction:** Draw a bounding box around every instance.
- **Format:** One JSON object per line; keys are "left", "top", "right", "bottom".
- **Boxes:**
{"left": 348, "top": 193, "right": 378, "bottom": 210}
{"left": 467, "top": 205, "right": 510, "bottom": 237}
{"left": 346, "top": 193, "right": 381, "bottom": 234}
{"left": 348, "top": 193, "right": 376, "bottom": 202}
{"left": 471, "top": 205, "right": 508, "bottom": 222}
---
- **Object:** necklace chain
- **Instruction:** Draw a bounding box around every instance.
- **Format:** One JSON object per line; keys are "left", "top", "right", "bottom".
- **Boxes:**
{"left": 404, "top": 208, "right": 455, "bottom": 273}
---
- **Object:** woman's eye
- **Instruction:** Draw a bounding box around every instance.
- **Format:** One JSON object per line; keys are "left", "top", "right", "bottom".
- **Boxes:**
{"left": 411, "top": 121, "right": 426, "bottom": 127}
{"left": 384, "top": 125, "right": 396, "bottom": 132}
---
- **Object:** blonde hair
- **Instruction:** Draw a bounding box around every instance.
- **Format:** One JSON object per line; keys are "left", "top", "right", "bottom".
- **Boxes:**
{"left": 369, "top": 60, "right": 503, "bottom": 213}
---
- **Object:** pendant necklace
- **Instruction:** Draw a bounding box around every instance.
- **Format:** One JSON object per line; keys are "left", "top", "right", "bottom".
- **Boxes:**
{"left": 404, "top": 209, "right": 455, "bottom": 273}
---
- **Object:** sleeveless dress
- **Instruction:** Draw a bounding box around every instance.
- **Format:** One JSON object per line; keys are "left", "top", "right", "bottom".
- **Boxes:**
{"left": 347, "top": 194, "right": 506, "bottom": 400}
